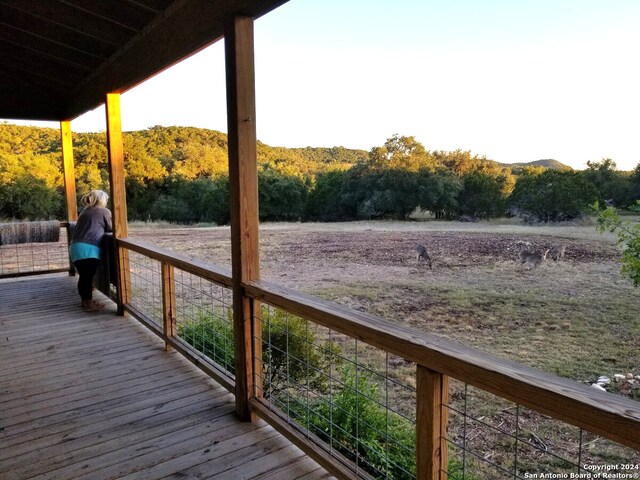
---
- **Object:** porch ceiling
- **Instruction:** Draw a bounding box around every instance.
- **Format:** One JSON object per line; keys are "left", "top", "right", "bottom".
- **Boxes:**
{"left": 0, "top": 0, "right": 287, "bottom": 122}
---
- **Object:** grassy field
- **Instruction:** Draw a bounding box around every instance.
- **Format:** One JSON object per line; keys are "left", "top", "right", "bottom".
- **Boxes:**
{"left": 129, "top": 218, "right": 640, "bottom": 397}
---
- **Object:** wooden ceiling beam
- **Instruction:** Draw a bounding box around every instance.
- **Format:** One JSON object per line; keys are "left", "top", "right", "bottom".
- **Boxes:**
{"left": 124, "top": 0, "right": 174, "bottom": 14}
{"left": 59, "top": 0, "right": 156, "bottom": 32}
{"left": 0, "top": 0, "right": 134, "bottom": 45}
{"left": 0, "top": 4, "right": 116, "bottom": 59}
{"left": 0, "top": 46, "right": 87, "bottom": 84}
{"left": 64, "top": 0, "right": 288, "bottom": 120}
{"left": 0, "top": 27, "right": 102, "bottom": 70}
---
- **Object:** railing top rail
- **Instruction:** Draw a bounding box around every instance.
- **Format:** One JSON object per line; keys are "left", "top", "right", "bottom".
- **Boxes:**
{"left": 243, "top": 278, "right": 640, "bottom": 452}
{"left": 118, "top": 237, "right": 233, "bottom": 288}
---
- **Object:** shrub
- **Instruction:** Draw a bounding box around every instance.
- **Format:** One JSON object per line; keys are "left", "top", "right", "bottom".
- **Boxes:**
{"left": 595, "top": 200, "right": 640, "bottom": 286}
{"left": 303, "top": 365, "right": 416, "bottom": 478}
{"left": 177, "top": 307, "right": 336, "bottom": 398}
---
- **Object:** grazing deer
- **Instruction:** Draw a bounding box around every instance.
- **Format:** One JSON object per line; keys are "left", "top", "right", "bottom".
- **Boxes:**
{"left": 415, "top": 243, "right": 432, "bottom": 269}
{"left": 550, "top": 245, "right": 566, "bottom": 261}
{"left": 518, "top": 249, "right": 550, "bottom": 269}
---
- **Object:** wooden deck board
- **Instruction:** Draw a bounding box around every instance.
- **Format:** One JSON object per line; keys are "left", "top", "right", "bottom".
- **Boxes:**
{"left": 1, "top": 275, "right": 332, "bottom": 480}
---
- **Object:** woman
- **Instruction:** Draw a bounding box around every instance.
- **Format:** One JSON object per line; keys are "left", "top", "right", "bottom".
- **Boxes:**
{"left": 69, "top": 190, "right": 113, "bottom": 311}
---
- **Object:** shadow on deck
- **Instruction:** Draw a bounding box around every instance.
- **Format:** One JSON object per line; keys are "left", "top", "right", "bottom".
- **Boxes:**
{"left": 0, "top": 275, "right": 332, "bottom": 480}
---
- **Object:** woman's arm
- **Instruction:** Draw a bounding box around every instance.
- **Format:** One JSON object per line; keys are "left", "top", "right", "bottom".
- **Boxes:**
{"left": 104, "top": 210, "right": 113, "bottom": 233}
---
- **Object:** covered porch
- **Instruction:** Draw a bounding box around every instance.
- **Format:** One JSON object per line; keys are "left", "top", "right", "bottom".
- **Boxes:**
{"left": 1, "top": 1, "right": 639, "bottom": 479}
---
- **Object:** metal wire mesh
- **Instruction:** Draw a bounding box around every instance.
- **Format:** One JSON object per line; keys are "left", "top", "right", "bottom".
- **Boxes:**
{"left": 0, "top": 225, "right": 70, "bottom": 276}
{"left": 124, "top": 248, "right": 235, "bottom": 379}
{"left": 254, "top": 303, "right": 418, "bottom": 480}
{"left": 172, "top": 268, "right": 234, "bottom": 377}
{"left": 127, "top": 250, "right": 163, "bottom": 325}
{"left": 443, "top": 380, "right": 640, "bottom": 479}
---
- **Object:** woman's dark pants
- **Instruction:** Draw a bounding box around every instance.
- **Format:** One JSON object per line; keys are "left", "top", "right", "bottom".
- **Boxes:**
{"left": 74, "top": 258, "right": 100, "bottom": 301}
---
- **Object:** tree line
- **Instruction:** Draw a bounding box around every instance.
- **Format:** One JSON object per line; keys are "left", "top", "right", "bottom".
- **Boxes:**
{"left": 1, "top": 123, "right": 639, "bottom": 223}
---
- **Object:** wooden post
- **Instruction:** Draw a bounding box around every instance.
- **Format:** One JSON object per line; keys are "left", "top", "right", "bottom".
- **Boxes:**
{"left": 416, "top": 365, "right": 450, "bottom": 480}
{"left": 226, "top": 15, "right": 261, "bottom": 421}
{"left": 60, "top": 120, "right": 77, "bottom": 276}
{"left": 105, "top": 93, "right": 131, "bottom": 315}
{"left": 161, "top": 262, "right": 176, "bottom": 351}
{"left": 60, "top": 121, "right": 78, "bottom": 222}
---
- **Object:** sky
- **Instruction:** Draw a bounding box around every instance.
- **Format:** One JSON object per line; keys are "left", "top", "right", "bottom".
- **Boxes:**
{"left": 7, "top": 0, "right": 640, "bottom": 171}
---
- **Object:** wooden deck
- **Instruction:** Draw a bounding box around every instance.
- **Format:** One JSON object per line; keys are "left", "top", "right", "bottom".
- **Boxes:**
{"left": 0, "top": 275, "right": 332, "bottom": 480}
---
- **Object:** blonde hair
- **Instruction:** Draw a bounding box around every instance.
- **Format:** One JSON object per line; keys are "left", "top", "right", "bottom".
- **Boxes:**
{"left": 82, "top": 190, "right": 109, "bottom": 208}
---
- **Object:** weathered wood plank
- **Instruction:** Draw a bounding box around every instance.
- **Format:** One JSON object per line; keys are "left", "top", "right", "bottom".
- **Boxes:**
{"left": 17, "top": 411, "right": 243, "bottom": 480}
{"left": 0, "top": 275, "right": 329, "bottom": 480}
{"left": 6, "top": 406, "right": 234, "bottom": 477}
{"left": 1, "top": 355, "right": 194, "bottom": 407}
{"left": 3, "top": 364, "right": 202, "bottom": 419}
{"left": 1, "top": 392, "right": 218, "bottom": 464}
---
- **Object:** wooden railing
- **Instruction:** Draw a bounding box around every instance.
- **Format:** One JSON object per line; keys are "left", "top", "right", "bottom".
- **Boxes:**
{"left": 114, "top": 237, "right": 640, "bottom": 479}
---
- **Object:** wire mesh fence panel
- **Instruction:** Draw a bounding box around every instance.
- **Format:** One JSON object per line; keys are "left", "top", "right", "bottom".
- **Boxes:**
{"left": 575, "top": 421, "right": 640, "bottom": 472}
{"left": 254, "top": 303, "right": 417, "bottom": 480}
{"left": 172, "top": 268, "right": 234, "bottom": 377}
{"left": 127, "top": 250, "right": 163, "bottom": 326}
{"left": 443, "top": 380, "right": 640, "bottom": 479}
{"left": 124, "top": 249, "right": 235, "bottom": 378}
{"left": 0, "top": 225, "right": 70, "bottom": 276}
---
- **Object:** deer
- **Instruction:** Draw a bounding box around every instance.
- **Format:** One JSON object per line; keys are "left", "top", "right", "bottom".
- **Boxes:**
{"left": 517, "top": 248, "right": 550, "bottom": 269}
{"left": 550, "top": 245, "right": 566, "bottom": 261}
{"left": 415, "top": 243, "right": 432, "bottom": 269}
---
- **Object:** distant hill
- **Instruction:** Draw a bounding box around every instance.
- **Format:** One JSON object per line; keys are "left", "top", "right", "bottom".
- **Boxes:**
{"left": 503, "top": 159, "right": 573, "bottom": 170}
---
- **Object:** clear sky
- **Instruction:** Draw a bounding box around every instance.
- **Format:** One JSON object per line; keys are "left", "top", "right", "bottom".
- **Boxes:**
{"left": 8, "top": 0, "right": 640, "bottom": 171}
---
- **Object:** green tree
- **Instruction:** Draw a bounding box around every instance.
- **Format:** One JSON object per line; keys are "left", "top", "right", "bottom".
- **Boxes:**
{"left": 416, "top": 169, "right": 462, "bottom": 219}
{"left": 199, "top": 177, "right": 230, "bottom": 225}
{"left": 371, "top": 169, "right": 420, "bottom": 219}
{"left": 582, "top": 158, "right": 633, "bottom": 207}
{"left": 509, "top": 170, "right": 599, "bottom": 222}
{"left": 305, "top": 170, "right": 346, "bottom": 221}
{"left": 258, "top": 170, "right": 308, "bottom": 221}
{"left": 0, "top": 175, "right": 62, "bottom": 219}
{"left": 458, "top": 172, "right": 505, "bottom": 219}
{"left": 627, "top": 161, "right": 640, "bottom": 205}
{"left": 595, "top": 201, "right": 640, "bottom": 286}
{"left": 149, "top": 195, "right": 194, "bottom": 223}
{"left": 123, "top": 135, "right": 167, "bottom": 183}
{"left": 368, "top": 134, "right": 435, "bottom": 172}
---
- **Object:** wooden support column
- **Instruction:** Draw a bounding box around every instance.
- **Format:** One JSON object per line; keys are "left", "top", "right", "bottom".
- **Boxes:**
{"left": 416, "top": 366, "right": 450, "bottom": 480}
{"left": 161, "top": 262, "right": 176, "bottom": 351}
{"left": 226, "top": 15, "right": 261, "bottom": 421}
{"left": 60, "top": 121, "right": 78, "bottom": 276}
{"left": 105, "top": 93, "right": 131, "bottom": 315}
{"left": 60, "top": 121, "right": 78, "bottom": 222}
